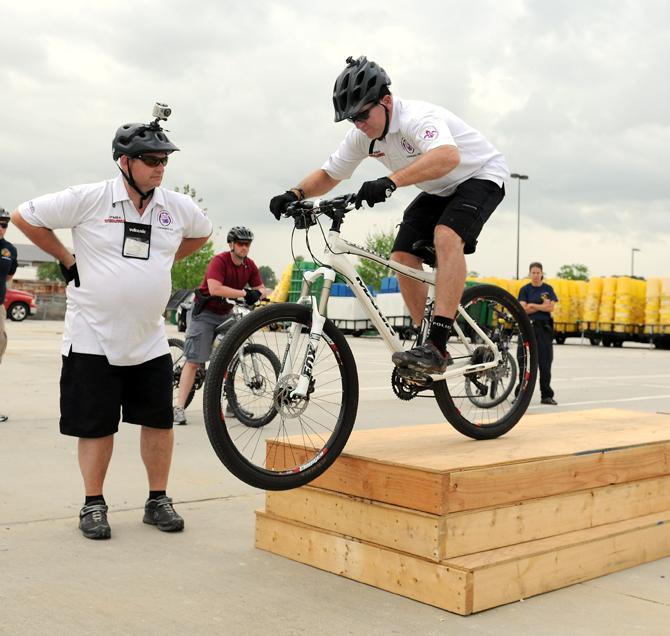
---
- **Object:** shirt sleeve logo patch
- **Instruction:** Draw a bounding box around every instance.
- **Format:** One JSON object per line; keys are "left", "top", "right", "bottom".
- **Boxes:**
{"left": 421, "top": 126, "right": 439, "bottom": 140}
{"left": 1, "top": 248, "right": 10, "bottom": 258}
{"left": 158, "top": 211, "right": 173, "bottom": 226}
{"left": 401, "top": 138, "right": 415, "bottom": 154}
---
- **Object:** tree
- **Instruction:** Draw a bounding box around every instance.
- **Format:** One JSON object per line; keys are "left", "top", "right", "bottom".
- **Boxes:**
{"left": 170, "top": 184, "right": 213, "bottom": 290}
{"left": 356, "top": 227, "right": 396, "bottom": 291}
{"left": 37, "top": 262, "right": 63, "bottom": 282}
{"left": 171, "top": 241, "right": 215, "bottom": 291}
{"left": 258, "top": 265, "right": 277, "bottom": 289}
{"left": 556, "top": 263, "right": 589, "bottom": 281}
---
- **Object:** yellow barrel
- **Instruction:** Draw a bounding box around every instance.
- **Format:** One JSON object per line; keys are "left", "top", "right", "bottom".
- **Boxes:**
{"left": 598, "top": 277, "right": 617, "bottom": 331}
{"left": 660, "top": 278, "right": 670, "bottom": 334}
{"left": 645, "top": 277, "right": 661, "bottom": 334}
{"left": 583, "top": 277, "right": 603, "bottom": 329}
{"left": 268, "top": 262, "right": 294, "bottom": 302}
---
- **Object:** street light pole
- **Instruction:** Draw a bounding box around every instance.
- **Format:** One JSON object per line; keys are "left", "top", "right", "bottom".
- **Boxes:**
{"left": 510, "top": 173, "right": 529, "bottom": 279}
{"left": 631, "top": 248, "right": 640, "bottom": 277}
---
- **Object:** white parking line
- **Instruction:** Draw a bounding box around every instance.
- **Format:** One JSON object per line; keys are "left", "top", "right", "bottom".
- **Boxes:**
{"left": 528, "top": 394, "right": 670, "bottom": 409}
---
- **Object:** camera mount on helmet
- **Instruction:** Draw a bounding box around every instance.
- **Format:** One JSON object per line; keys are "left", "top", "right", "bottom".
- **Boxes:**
{"left": 112, "top": 102, "right": 179, "bottom": 207}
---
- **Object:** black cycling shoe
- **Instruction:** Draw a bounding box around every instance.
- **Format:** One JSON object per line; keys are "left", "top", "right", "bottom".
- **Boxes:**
{"left": 143, "top": 496, "right": 184, "bottom": 532}
{"left": 392, "top": 342, "right": 453, "bottom": 374}
{"left": 541, "top": 397, "right": 558, "bottom": 405}
{"left": 79, "top": 503, "right": 111, "bottom": 540}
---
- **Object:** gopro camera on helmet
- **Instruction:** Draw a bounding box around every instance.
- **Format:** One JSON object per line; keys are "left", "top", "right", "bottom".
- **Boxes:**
{"left": 152, "top": 102, "right": 172, "bottom": 121}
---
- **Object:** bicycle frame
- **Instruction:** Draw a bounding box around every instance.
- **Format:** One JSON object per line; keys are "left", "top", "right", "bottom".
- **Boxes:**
{"left": 284, "top": 213, "right": 502, "bottom": 398}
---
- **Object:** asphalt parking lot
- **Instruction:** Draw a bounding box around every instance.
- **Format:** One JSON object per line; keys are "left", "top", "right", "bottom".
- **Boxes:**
{"left": 1, "top": 320, "right": 669, "bottom": 635}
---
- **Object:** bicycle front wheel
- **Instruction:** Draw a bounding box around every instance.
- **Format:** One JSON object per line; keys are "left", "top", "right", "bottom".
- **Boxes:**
{"left": 203, "top": 303, "right": 359, "bottom": 490}
{"left": 434, "top": 284, "right": 538, "bottom": 439}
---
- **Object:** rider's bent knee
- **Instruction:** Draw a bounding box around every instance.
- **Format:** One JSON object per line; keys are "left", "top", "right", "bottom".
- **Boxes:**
{"left": 390, "top": 251, "right": 422, "bottom": 268}
{"left": 434, "top": 226, "right": 464, "bottom": 251}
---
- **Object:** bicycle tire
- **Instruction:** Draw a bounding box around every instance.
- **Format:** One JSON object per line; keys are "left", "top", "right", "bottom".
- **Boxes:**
{"left": 433, "top": 284, "right": 538, "bottom": 440}
{"left": 203, "top": 303, "right": 359, "bottom": 490}
{"left": 224, "top": 343, "right": 282, "bottom": 428}
{"left": 168, "top": 338, "right": 196, "bottom": 410}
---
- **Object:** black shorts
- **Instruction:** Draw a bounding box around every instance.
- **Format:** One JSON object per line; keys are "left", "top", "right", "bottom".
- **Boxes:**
{"left": 60, "top": 351, "right": 173, "bottom": 438}
{"left": 392, "top": 178, "right": 505, "bottom": 256}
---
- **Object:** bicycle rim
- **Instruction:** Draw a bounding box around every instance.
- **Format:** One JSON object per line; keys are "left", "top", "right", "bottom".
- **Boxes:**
{"left": 204, "top": 303, "right": 359, "bottom": 490}
{"left": 224, "top": 344, "right": 281, "bottom": 428}
{"left": 433, "top": 284, "right": 538, "bottom": 439}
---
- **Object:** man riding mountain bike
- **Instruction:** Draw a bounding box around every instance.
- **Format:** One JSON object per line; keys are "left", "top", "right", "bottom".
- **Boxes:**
{"left": 269, "top": 55, "right": 509, "bottom": 375}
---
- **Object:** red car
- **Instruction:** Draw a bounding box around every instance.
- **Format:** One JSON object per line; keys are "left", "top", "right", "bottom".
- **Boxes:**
{"left": 4, "top": 288, "right": 38, "bottom": 322}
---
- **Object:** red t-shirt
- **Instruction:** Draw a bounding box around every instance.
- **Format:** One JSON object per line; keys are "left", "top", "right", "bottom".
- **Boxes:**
{"left": 198, "top": 251, "right": 263, "bottom": 315}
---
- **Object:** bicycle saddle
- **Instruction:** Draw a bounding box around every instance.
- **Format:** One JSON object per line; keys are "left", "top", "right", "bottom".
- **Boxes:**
{"left": 411, "top": 240, "right": 436, "bottom": 267}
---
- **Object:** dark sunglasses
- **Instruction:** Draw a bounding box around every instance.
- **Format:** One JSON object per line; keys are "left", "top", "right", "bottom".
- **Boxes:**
{"left": 0, "top": 222, "right": 8, "bottom": 228}
{"left": 135, "top": 155, "right": 169, "bottom": 167}
{"left": 234, "top": 241, "right": 251, "bottom": 247}
{"left": 347, "top": 102, "right": 378, "bottom": 123}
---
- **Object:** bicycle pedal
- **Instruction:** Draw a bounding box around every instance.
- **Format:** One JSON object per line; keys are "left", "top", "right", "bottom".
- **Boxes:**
{"left": 396, "top": 367, "right": 433, "bottom": 386}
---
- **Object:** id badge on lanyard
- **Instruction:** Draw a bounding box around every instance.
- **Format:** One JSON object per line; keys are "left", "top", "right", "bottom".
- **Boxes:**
{"left": 123, "top": 221, "right": 152, "bottom": 259}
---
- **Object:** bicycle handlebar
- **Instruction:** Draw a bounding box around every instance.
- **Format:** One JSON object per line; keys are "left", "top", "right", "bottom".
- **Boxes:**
{"left": 284, "top": 193, "right": 357, "bottom": 230}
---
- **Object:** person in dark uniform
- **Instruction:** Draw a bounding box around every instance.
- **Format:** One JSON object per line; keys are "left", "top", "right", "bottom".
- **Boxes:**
{"left": 0, "top": 206, "right": 19, "bottom": 422}
{"left": 518, "top": 262, "right": 558, "bottom": 405}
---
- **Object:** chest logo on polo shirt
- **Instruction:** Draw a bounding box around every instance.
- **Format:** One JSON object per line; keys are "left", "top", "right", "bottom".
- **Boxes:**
{"left": 369, "top": 150, "right": 385, "bottom": 158}
{"left": 104, "top": 213, "right": 124, "bottom": 224}
{"left": 401, "top": 138, "right": 415, "bottom": 154}
{"left": 158, "top": 211, "right": 173, "bottom": 227}
{"left": 421, "top": 126, "right": 439, "bottom": 140}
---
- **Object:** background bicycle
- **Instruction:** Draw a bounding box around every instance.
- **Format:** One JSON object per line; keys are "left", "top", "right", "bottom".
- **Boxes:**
{"left": 203, "top": 194, "right": 538, "bottom": 490}
{"left": 169, "top": 300, "right": 281, "bottom": 427}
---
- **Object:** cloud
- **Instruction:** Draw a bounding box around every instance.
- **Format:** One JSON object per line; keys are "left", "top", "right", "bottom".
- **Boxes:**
{"left": 1, "top": 0, "right": 669, "bottom": 281}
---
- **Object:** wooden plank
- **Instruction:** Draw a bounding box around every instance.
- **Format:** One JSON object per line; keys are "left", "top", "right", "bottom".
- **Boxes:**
{"left": 444, "top": 474, "right": 670, "bottom": 557}
{"left": 270, "top": 410, "right": 670, "bottom": 513}
{"left": 255, "top": 511, "right": 471, "bottom": 615}
{"left": 256, "top": 509, "right": 670, "bottom": 615}
{"left": 446, "top": 441, "right": 670, "bottom": 512}
{"left": 447, "top": 510, "right": 670, "bottom": 613}
{"left": 266, "top": 475, "right": 670, "bottom": 560}
{"left": 265, "top": 488, "right": 444, "bottom": 561}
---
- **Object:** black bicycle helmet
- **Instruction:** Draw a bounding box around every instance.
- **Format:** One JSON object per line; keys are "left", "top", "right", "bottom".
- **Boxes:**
{"left": 112, "top": 122, "right": 179, "bottom": 160}
{"left": 332, "top": 55, "right": 391, "bottom": 122}
{"left": 227, "top": 226, "right": 254, "bottom": 243}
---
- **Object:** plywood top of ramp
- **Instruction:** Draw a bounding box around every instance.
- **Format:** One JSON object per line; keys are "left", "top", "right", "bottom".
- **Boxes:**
{"left": 337, "top": 408, "right": 670, "bottom": 473}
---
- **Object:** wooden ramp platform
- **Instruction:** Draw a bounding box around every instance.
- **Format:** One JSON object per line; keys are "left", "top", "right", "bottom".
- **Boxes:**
{"left": 255, "top": 409, "right": 670, "bottom": 615}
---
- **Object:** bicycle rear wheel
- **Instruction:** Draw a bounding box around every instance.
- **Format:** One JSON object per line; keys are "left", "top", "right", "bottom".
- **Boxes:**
{"left": 224, "top": 343, "right": 281, "bottom": 428}
{"left": 433, "top": 284, "right": 538, "bottom": 439}
{"left": 204, "top": 303, "right": 359, "bottom": 490}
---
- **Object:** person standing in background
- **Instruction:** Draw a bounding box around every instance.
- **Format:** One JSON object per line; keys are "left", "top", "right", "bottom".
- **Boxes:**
{"left": 0, "top": 207, "right": 19, "bottom": 422}
{"left": 518, "top": 262, "right": 558, "bottom": 405}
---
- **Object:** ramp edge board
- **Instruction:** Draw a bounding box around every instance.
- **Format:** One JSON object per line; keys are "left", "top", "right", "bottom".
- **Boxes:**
{"left": 266, "top": 474, "right": 670, "bottom": 560}
{"left": 256, "top": 509, "right": 670, "bottom": 615}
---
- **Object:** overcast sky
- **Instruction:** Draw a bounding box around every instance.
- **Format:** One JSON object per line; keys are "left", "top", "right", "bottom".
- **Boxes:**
{"left": 1, "top": 0, "right": 668, "bottom": 280}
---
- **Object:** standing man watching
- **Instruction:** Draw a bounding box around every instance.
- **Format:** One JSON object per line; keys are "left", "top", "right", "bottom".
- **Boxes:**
{"left": 174, "top": 226, "right": 265, "bottom": 425}
{"left": 269, "top": 56, "right": 508, "bottom": 374}
{"left": 11, "top": 104, "right": 213, "bottom": 540}
{"left": 0, "top": 207, "right": 18, "bottom": 422}
{"left": 518, "top": 262, "right": 558, "bottom": 405}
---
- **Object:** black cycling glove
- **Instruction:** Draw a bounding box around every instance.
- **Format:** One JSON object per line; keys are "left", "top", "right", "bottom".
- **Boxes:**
{"left": 244, "top": 289, "right": 262, "bottom": 305}
{"left": 59, "top": 260, "right": 80, "bottom": 287}
{"left": 355, "top": 177, "right": 397, "bottom": 209}
{"left": 269, "top": 191, "right": 299, "bottom": 220}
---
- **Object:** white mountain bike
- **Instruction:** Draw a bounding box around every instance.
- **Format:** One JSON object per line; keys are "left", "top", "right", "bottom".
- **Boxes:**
{"left": 203, "top": 194, "right": 538, "bottom": 490}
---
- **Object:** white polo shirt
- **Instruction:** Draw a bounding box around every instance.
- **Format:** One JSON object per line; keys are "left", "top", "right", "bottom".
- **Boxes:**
{"left": 322, "top": 96, "right": 509, "bottom": 196}
{"left": 19, "top": 176, "right": 213, "bottom": 365}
